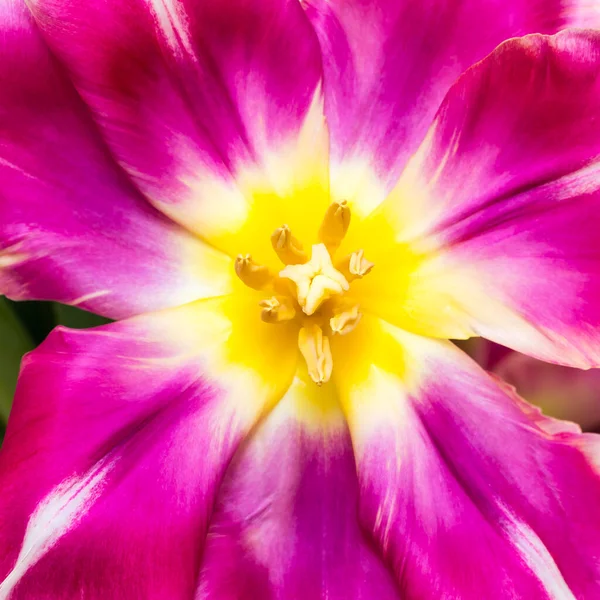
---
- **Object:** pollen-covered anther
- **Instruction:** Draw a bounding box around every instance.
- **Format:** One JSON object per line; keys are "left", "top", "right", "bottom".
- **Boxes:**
{"left": 298, "top": 323, "right": 333, "bottom": 385}
{"left": 350, "top": 249, "right": 374, "bottom": 277}
{"left": 259, "top": 296, "right": 297, "bottom": 324}
{"left": 330, "top": 304, "right": 362, "bottom": 336}
{"left": 318, "top": 199, "right": 351, "bottom": 252}
{"left": 280, "top": 243, "right": 349, "bottom": 315}
{"left": 270, "top": 225, "right": 308, "bottom": 265}
{"left": 339, "top": 249, "right": 375, "bottom": 281}
{"left": 234, "top": 254, "right": 273, "bottom": 290}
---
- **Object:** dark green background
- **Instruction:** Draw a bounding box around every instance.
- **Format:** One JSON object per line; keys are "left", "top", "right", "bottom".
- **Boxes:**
{"left": 0, "top": 298, "right": 111, "bottom": 442}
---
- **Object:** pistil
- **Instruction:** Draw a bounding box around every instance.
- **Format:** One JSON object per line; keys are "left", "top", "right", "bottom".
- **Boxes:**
{"left": 280, "top": 244, "right": 349, "bottom": 315}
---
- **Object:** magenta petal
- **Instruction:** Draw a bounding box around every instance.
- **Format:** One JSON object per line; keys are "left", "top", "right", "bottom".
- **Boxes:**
{"left": 197, "top": 378, "right": 400, "bottom": 599}
{"left": 0, "top": 0, "right": 229, "bottom": 317}
{"left": 337, "top": 328, "right": 600, "bottom": 597}
{"left": 0, "top": 316, "right": 273, "bottom": 599}
{"left": 28, "top": 0, "right": 323, "bottom": 239}
{"left": 304, "top": 0, "right": 598, "bottom": 190}
{"left": 376, "top": 31, "right": 600, "bottom": 365}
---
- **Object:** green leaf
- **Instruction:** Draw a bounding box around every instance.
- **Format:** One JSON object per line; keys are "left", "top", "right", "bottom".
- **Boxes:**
{"left": 7, "top": 299, "right": 56, "bottom": 345}
{"left": 0, "top": 297, "right": 34, "bottom": 424}
{"left": 53, "top": 303, "right": 112, "bottom": 329}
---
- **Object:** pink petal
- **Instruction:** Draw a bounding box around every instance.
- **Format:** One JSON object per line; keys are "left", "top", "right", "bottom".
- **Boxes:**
{"left": 197, "top": 374, "right": 400, "bottom": 599}
{"left": 0, "top": 0, "right": 230, "bottom": 318}
{"left": 334, "top": 321, "right": 600, "bottom": 598}
{"left": 304, "top": 0, "right": 598, "bottom": 201}
{"left": 28, "top": 0, "right": 325, "bottom": 245}
{"left": 0, "top": 299, "right": 298, "bottom": 598}
{"left": 366, "top": 31, "right": 600, "bottom": 364}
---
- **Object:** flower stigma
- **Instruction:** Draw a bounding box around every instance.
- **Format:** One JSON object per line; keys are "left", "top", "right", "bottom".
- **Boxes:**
{"left": 234, "top": 201, "right": 374, "bottom": 385}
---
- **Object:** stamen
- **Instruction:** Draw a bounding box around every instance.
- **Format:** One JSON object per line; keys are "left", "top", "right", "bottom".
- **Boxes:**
{"left": 280, "top": 244, "right": 349, "bottom": 315}
{"left": 330, "top": 304, "right": 362, "bottom": 335}
{"left": 259, "top": 296, "right": 297, "bottom": 324}
{"left": 234, "top": 254, "right": 272, "bottom": 290}
{"left": 318, "top": 200, "right": 351, "bottom": 252}
{"left": 236, "top": 204, "right": 373, "bottom": 379}
{"left": 270, "top": 225, "right": 308, "bottom": 265}
{"left": 298, "top": 324, "right": 333, "bottom": 385}
{"left": 338, "top": 249, "right": 374, "bottom": 282}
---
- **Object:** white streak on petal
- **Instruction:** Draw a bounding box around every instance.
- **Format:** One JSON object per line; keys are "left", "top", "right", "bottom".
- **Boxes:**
{"left": 0, "top": 241, "right": 28, "bottom": 269}
{"left": 0, "top": 460, "right": 115, "bottom": 599}
{"left": 145, "top": 0, "right": 194, "bottom": 59}
{"left": 69, "top": 289, "right": 111, "bottom": 306}
{"left": 500, "top": 509, "right": 576, "bottom": 600}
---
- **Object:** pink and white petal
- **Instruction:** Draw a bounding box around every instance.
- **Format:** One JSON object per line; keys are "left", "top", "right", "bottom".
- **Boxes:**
{"left": 0, "top": 0, "right": 230, "bottom": 318}
{"left": 304, "top": 0, "right": 600, "bottom": 215}
{"left": 360, "top": 31, "right": 600, "bottom": 363}
{"left": 197, "top": 371, "right": 399, "bottom": 599}
{"left": 0, "top": 298, "right": 297, "bottom": 599}
{"left": 28, "top": 0, "right": 327, "bottom": 251}
{"left": 333, "top": 319, "right": 600, "bottom": 598}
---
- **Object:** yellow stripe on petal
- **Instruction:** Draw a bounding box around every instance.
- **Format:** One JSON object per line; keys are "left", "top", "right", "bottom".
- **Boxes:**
{"left": 330, "top": 315, "right": 424, "bottom": 437}
{"left": 325, "top": 124, "right": 477, "bottom": 340}
{"left": 329, "top": 150, "right": 481, "bottom": 340}
{"left": 218, "top": 90, "right": 331, "bottom": 269}
{"left": 177, "top": 170, "right": 251, "bottom": 243}
{"left": 179, "top": 234, "right": 235, "bottom": 299}
{"left": 374, "top": 121, "right": 450, "bottom": 245}
{"left": 159, "top": 90, "right": 331, "bottom": 270}
{"left": 142, "top": 292, "right": 299, "bottom": 419}
{"left": 266, "top": 365, "right": 346, "bottom": 434}
{"left": 329, "top": 158, "right": 389, "bottom": 220}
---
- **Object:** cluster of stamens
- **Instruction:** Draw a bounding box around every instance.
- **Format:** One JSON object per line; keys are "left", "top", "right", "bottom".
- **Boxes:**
{"left": 234, "top": 200, "right": 374, "bottom": 385}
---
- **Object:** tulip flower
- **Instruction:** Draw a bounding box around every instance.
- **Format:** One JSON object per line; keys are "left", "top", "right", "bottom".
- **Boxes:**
{"left": 1, "top": 0, "right": 600, "bottom": 598}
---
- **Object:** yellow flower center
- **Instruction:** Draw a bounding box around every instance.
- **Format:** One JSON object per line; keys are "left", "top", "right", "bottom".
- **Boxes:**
{"left": 234, "top": 201, "right": 374, "bottom": 385}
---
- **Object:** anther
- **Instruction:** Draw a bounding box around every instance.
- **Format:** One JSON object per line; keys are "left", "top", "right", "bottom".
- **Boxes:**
{"left": 298, "top": 324, "right": 333, "bottom": 385}
{"left": 271, "top": 225, "right": 308, "bottom": 265}
{"left": 318, "top": 200, "right": 351, "bottom": 253}
{"left": 234, "top": 254, "right": 272, "bottom": 290}
{"left": 259, "top": 296, "right": 297, "bottom": 324}
{"left": 330, "top": 304, "right": 362, "bottom": 336}
{"left": 339, "top": 249, "right": 374, "bottom": 282}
